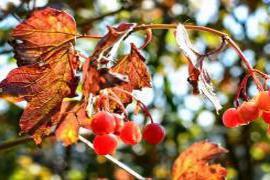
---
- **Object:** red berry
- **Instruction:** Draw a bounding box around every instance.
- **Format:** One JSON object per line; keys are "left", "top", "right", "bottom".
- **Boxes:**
{"left": 238, "top": 101, "right": 259, "bottom": 123}
{"left": 93, "top": 134, "right": 118, "bottom": 155}
{"left": 222, "top": 108, "right": 241, "bottom": 128}
{"left": 91, "top": 111, "right": 115, "bottom": 135}
{"left": 262, "top": 111, "right": 270, "bottom": 124}
{"left": 256, "top": 91, "right": 270, "bottom": 111}
{"left": 113, "top": 116, "right": 124, "bottom": 135}
{"left": 143, "top": 123, "right": 165, "bottom": 144}
{"left": 120, "top": 121, "right": 142, "bottom": 145}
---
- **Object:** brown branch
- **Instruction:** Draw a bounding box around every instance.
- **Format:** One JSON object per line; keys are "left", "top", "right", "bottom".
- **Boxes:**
{"left": 133, "top": 23, "right": 264, "bottom": 91}
{"left": 0, "top": 49, "right": 13, "bottom": 55}
{"left": 0, "top": 134, "right": 54, "bottom": 152}
{"left": 0, "top": 136, "right": 33, "bottom": 152}
{"left": 79, "top": 5, "right": 135, "bottom": 26}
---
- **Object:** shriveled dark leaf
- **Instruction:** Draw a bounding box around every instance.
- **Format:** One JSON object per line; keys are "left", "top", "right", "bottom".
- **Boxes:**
{"left": 90, "top": 23, "right": 136, "bottom": 66}
{"left": 82, "top": 58, "right": 128, "bottom": 97}
{"left": 175, "top": 24, "right": 222, "bottom": 112}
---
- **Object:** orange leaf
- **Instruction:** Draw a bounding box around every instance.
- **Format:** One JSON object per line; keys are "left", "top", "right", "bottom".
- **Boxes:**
{"left": 109, "top": 44, "right": 151, "bottom": 109}
{"left": 82, "top": 61, "right": 128, "bottom": 96}
{"left": 10, "top": 7, "right": 76, "bottom": 66}
{"left": 55, "top": 113, "right": 79, "bottom": 146}
{"left": 172, "top": 141, "right": 228, "bottom": 180}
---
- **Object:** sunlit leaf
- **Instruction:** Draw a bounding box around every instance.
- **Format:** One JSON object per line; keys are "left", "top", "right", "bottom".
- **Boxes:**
{"left": 55, "top": 113, "right": 79, "bottom": 146}
{"left": 0, "top": 8, "right": 79, "bottom": 143}
{"left": 109, "top": 44, "right": 151, "bottom": 109}
{"left": 172, "top": 141, "right": 228, "bottom": 180}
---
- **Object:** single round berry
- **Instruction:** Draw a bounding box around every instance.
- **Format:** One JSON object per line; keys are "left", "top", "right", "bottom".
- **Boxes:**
{"left": 256, "top": 91, "right": 270, "bottom": 111}
{"left": 222, "top": 108, "right": 241, "bottom": 128}
{"left": 91, "top": 111, "right": 115, "bottom": 135}
{"left": 143, "top": 123, "right": 165, "bottom": 144}
{"left": 237, "top": 101, "right": 259, "bottom": 123}
{"left": 93, "top": 134, "right": 118, "bottom": 155}
{"left": 113, "top": 116, "right": 124, "bottom": 135}
{"left": 262, "top": 111, "right": 270, "bottom": 124}
{"left": 120, "top": 121, "right": 142, "bottom": 145}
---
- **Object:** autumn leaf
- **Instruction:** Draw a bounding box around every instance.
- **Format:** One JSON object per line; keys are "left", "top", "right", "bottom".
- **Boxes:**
{"left": 0, "top": 8, "right": 78, "bottom": 143}
{"left": 55, "top": 113, "right": 79, "bottom": 146}
{"left": 90, "top": 23, "right": 136, "bottom": 66}
{"left": 10, "top": 7, "right": 76, "bottom": 66}
{"left": 109, "top": 44, "right": 151, "bottom": 109}
{"left": 19, "top": 47, "right": 78, "bottom": 138}
{"left": 82, "top": 59, "right": 128, "bottom": 97}
{"left": 172, "top": 141, "right": 228, "bottom": 180}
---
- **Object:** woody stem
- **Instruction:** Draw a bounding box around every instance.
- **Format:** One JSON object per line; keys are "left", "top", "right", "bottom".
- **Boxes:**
{"left": 134, "top": 24, "right": 264, "bottom": 91}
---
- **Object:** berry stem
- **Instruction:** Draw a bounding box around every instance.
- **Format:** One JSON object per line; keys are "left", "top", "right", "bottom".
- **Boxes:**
{"left": 105, "top": 94, "right": 129, "bottom": 118}
{"left": 78, "top": 135, "right": 146, "bottom": 180}
{"left": 112, "top": 88, "right": 154, "bottom": 123}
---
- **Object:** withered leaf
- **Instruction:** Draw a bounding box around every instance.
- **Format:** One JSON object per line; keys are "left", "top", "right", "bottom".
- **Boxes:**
{"left": 82, "top": 58, "right": 128, "bottom": 97}
{"left": 90, "top": 23, "right": 136, "bottom": 66}
{"left": 0, "top": 8, "right": 78, "bottom": 143}
{"left": 175, "top": 24, "right": 222, "bottom": 112}
{"left": 172, "top": 141, "right": 228, "bottom": 180}
{"left": 109, "top": 44, "right": 151, "bottom": 108}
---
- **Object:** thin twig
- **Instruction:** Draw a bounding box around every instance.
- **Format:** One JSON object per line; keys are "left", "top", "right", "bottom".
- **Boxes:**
{"left": 78, "top": 135, "right": 146, "bottom": 180}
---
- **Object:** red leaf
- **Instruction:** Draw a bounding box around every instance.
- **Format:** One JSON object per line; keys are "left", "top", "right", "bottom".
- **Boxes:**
{"left": 0, "top": 8, "right": 78, "bottom": 143}
{"left": 172, "top": 141, "right": 228, "bottom": 180}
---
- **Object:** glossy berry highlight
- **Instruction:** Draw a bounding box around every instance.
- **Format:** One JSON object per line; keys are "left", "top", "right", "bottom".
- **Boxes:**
{"left": 222, "top": 108, "right": 241, "bottom": 128}
{"left": 91, "top": 111, "right": 115, "bottom": 135}
{"left": 262, "top": 111, "right": 270, "bottom": 124}
{"left": 120, "top": 121, "right": 142, "bottom": 145}
{"left": 237, "top": 101, "right": 259, "bottom": 123}
{"left": 93, "top": 134, "right": 118, "bottom": 155}
{"left": 113, "top": 116, "right": 124, "bottom": 135}
{"left": 256, "top": 91, "right": 270, "bottom": 111}
{"left": 143, "top": 123, "right": 165, "bottom": 144}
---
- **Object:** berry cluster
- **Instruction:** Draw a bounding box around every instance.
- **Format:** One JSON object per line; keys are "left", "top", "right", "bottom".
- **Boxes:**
{"left": 88, "top": 111, "right": 166, "bottom": 155}
{"left": 222, "top": 90, "right": 270, "bottom": 130}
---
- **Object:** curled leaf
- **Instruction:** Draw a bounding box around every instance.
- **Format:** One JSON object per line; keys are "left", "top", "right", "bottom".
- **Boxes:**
{"left": 172, "top": 141, "right": 228, "bottom": 180}
{"left": 175, "top": 24, "right": 222, "bottom": 112}
{"left": 90, "top": 23, "right": 136, "bottom": 67}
